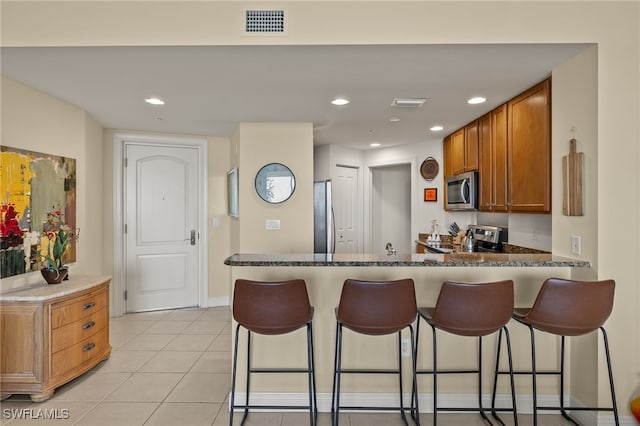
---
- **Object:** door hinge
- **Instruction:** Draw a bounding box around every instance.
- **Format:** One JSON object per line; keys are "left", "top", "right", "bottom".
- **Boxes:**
{"left": 124, "top": 224, "right": 128, "bottom": 234}
{"left": 124, "top": 157, "right": 128, "bottom": 167}
{"left": 124, "top": 290, "right": 127, "bottom": 300}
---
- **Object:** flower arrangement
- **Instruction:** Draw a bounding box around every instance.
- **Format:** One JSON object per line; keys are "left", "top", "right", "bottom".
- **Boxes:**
{"left": 40, "top": 207, "right": 79, "bottom": 272}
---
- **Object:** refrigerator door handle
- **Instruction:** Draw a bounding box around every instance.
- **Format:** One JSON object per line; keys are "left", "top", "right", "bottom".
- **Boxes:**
{"left": 330, "top": 206, "right": 336, "bottom": 254}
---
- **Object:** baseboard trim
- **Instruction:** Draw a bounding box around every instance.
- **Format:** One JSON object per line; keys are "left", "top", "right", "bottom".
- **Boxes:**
{"left": 207, "top": 296, "right": 229, "bottom": 307}
{"left": 229, "top": 392, "right": 632, "bottom": 423}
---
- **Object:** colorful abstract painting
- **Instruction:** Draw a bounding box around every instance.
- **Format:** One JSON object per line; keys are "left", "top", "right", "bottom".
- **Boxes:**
{"left": 0, "top": 146, "right": 77, "bottom": 278}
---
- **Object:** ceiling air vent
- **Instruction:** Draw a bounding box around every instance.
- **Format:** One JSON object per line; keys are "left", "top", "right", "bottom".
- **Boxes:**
{"left": 245, "top": 10, "right": 285, "bottom": 33}
{"left": 391, "top": 98, "right": 428, "bottom": 108}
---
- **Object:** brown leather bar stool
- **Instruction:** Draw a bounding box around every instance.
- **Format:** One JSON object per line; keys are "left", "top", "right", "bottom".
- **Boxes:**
{"left": 491, "top": 278, "right": 619, "bottom": 426}
{"left": 230, "top": 279, "right": 317, "bottom": 426}
{"left": 331, "top": 278, "right": 419, "bottom": 426}
{"left": 412, "top": 280, "right": 517, "bottom": 426}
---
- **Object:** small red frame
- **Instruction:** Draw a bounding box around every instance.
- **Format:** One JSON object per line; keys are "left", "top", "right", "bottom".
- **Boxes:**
{"left": 424, "top": 188, "right": 437, "bottom": 202}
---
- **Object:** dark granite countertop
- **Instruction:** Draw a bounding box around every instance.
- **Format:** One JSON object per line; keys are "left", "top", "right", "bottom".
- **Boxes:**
{"left": 224, "top": 253, "right": 590, "bottom": 268}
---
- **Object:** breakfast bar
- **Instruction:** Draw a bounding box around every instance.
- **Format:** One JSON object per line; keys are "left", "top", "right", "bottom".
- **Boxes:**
{"left": 225, "top": 252, "right": 590, "bottom": 412}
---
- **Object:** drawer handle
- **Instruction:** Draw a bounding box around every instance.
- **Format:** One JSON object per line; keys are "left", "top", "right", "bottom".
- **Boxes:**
{"left": 82, "top": 302, "right": 95, "bottom": 310}
{"left": 82, "top": 321, "right": 95, "bottom": 330}
{"left": 82, "top": 343, "right": 95, "bottom": 352}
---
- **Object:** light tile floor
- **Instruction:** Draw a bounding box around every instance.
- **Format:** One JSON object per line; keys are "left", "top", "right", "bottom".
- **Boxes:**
{"left": 1, "top": 307, "right": 569, "bottom": 425}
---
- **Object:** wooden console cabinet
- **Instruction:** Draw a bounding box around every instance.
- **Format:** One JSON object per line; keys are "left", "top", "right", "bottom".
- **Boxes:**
{"left": 0, "top": 275, "right": 111, "bottom": 402}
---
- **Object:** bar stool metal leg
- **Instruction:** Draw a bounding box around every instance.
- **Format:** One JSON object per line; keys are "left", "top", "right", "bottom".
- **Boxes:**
{"left": 490, "top": 327, "right": 518, "bottom": 426}
{"left": 602, "top": 327, "right": 620, "bottom": 426}
{"left": 307, "top": 322, "right": 318, "bottom": 426}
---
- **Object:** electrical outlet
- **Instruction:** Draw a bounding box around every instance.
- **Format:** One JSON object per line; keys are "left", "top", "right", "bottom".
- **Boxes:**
{"left": 571, "top": 235, "right": 582, "bottom": 255}
{"left": 401, "top": 338, "right": 411, "bottom": 357}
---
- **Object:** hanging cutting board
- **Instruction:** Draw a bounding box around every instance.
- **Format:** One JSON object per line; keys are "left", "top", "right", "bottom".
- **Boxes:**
{"left": 562, "top": 138, "right": 583, "bottom": 216}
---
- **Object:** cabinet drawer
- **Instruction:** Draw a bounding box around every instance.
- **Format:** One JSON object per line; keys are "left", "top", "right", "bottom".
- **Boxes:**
{"left": 51, "top": 327, "right": 109, "bottom": 379}
{"left": 51, "top": 307, "right": 107, "bottom": 353}
{"left": 51, "top": 286, "right": 108, "bottom": 329}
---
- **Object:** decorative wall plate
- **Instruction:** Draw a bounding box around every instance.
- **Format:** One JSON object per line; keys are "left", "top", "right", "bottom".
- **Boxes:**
{"left": 420, "top": 157, "right": 439, "bottom": 181}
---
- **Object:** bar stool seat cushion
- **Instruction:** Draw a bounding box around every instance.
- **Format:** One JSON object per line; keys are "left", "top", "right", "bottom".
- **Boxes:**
{"left": 419, "top": 280, "right": 514, "bottom": 337}
{"left": 512, "top": 278, "right": 615, "bottom": 336}
{"left": 233, "top": 279, "right": 313, "bottom": 335}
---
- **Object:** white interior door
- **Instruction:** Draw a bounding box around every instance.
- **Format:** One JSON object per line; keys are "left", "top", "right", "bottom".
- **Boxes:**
{"left": 125, "top": 143, "right": 199, "bottom": 312}
{"left": 333, "top": 165, "right": 360, "bottom": 253}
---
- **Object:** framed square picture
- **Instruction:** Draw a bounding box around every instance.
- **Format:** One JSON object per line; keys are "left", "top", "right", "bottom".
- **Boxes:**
{"left": 424, "top": 188, "right": 437, "bottom": 202}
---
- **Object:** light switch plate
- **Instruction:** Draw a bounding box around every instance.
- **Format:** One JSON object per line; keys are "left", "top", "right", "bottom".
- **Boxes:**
{"left": 266, "top": 219, "right": 281, "bottom": 230}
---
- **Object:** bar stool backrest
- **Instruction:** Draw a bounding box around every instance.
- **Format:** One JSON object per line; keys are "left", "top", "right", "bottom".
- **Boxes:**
{"left": 431, "top": 280, "right": 514, "bottom": 336}
{"left": 337, "top": 278, "right": 417, "bottom": 335}
{"left": 524, "top": 278, "right": 615, "bottom": 336}
{"left": 233, "top": 279, "right": 313, "bottom": 335}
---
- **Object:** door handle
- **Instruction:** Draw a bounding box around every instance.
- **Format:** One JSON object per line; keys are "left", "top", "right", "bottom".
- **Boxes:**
{"left": 190, "top": 230, "right": 196, "bottom": 245}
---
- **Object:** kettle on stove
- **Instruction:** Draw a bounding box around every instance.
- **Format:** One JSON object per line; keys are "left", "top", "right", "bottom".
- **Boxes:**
{"left": 461, "top": 230, "right": 474, "bottom": 251}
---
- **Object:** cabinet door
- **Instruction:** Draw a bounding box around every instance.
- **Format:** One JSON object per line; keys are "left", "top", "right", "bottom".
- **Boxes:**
{"left": 451, "top": 128, "right": 465, "bottom": 175}
{"left": 443, "top": 135, "right": 453, "bottom": 177}
{"left": 464, "top": 120, "right": 479, "bottom": 171}
{"left": 491, "top": 105, "right": 508, "bottom": 212}
{"left": 0, "top": 304, "right": 44, "bottom": 385}
{"left": 507, "top": 79, "right": 551, "bottom": 213}
{"left": 479, "top": 107, "right": 508, "bottom": 212}
{"left": 478, "top": 113, "right": 492, "bottom": 210}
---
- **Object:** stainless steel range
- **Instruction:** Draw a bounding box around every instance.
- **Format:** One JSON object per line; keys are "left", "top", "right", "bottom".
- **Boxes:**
{"left": 468, "top": 225, "right": 508, "bottom": 253}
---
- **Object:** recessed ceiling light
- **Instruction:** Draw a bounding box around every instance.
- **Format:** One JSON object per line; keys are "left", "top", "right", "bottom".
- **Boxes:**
{"left": 331, "top": 98, "right": 349, "bottom": 106}
{"left": 370, "top": 143, "right": 381, "bottom": 147}
{"left": 145, "top": 97, "right": 165, "bottom": 105}
{"left": 430, "top": 125, "right": 444, "bottom": 132}
{"left": 467, "top": 97, "right": 486, "bottom": 105}
{"left": 389, "top": 117, "right": 401, "bottom": 122}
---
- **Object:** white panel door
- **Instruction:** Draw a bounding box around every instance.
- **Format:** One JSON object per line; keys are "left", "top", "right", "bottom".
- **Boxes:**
{"left": 333, "top": 165, "right": 360, "bottom": 253}
{"left": 125, "top": 144, "right": 199, "bottom": 312}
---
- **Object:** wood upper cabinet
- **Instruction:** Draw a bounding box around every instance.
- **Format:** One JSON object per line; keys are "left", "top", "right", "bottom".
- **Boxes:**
{"left": 507, "top": 78, "right": 551, "bottom": 213}
{"left": 450, "top": 128, "right": 465, "bottom": 175}
{"left": 443, "top": 135, "right": 453, "bottom": 177}
{"left": 444, "top": 78, "right": 550, "bottom": 213}
{"left": 448, "top": 121, "right": 479, "bottom": 176}
{"left": 463, "top": 120, "right": 479, "bottom": 171}
{"left": 479, "top": 105, "right": 508, "bottom": 212}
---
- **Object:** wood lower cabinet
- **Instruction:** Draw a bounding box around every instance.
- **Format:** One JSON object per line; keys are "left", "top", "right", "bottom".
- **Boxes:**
{"left": 0, "top": 276, "right": 111, "bottom": 402}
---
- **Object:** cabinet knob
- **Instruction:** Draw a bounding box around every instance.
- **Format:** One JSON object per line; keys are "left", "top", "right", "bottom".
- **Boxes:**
{"left": 82, "top": 321, "right": 95, "bottom": 330}
{"left": 82, "top": 302, "right": 95, "bottom": 310}
{"left": 82, "top": 342, "right": 95, "bottom": 352}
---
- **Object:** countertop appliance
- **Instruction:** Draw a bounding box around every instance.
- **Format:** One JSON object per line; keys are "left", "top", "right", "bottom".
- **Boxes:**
{"left": 467, "top": 225, "right": 508, "bottom": 252}
{"left": 313, "top": 180, "right": 335, "bottom": 254}
{"left": 445, "top": 171, "right": 478, "bottom": 210}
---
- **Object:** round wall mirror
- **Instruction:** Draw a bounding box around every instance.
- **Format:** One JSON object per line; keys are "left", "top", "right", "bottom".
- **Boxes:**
{"left": 254, "top": 163, "right": 296, "bottom": 204}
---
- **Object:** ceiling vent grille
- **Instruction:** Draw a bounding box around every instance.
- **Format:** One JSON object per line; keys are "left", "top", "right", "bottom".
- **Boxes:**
{"left": 391, "top": 98, "right": 428, "bottom": 108}
{"left": 246, "top": 10, "right": 285, "bottom": 33}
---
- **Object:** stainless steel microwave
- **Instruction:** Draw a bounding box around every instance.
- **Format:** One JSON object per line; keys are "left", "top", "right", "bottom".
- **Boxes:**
{"left": 445, "top": 171, "right": 478, "bottom": 210}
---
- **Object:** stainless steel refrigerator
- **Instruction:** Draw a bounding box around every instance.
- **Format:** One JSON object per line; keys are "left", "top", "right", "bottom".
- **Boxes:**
{"left": 313, "top": 180, "right": 335, "bottom": 254}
